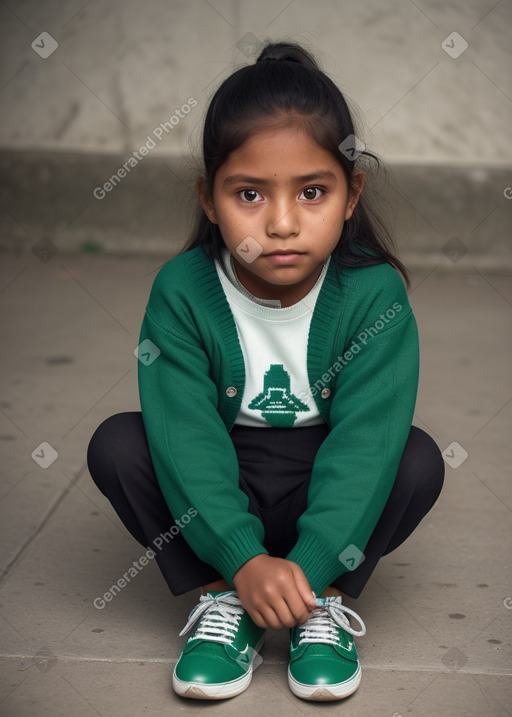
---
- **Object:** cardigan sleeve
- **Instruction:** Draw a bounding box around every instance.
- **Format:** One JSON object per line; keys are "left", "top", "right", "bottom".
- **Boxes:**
{"left": 285, "top": 278, "right": 419, "bottom": 595}
{"left": 137, "top": 310, "right": 268, "bottom": 584}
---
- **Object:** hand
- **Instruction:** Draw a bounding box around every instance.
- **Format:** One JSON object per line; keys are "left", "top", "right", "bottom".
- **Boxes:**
{"left": 232, "top": 554, "right": 316, "bottom": 629}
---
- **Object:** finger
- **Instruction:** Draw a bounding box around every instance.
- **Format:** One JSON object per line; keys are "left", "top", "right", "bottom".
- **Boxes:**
{"left": 257, "top": 595, "right": 298, "bottom": 630}
{"left": 249, "top": 607, "right": 269, "bottom": 629}
{"left": 283, "top": 597, "right": 309, "bottom": 628}
{"left": 283, "top": 591, "right": 311, "bottom": 626}
{"left": 272, "top": 598, "right": 301, "bottom": 629}
{"left": 257, "top": 604, "right": 285, "bottom": 630}
{"left": 278, "top": 576, "right": 312, "bottom": 623}
{"left": 290, "top": 563, "right": 316, "bottom": 610}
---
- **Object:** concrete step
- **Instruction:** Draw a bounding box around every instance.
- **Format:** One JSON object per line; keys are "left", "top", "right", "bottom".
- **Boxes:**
{"left": 1, "top": 150, "right": 511, "bottom": 269}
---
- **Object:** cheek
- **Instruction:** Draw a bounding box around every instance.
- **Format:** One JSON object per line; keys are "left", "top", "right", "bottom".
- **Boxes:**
{"left": 316, "top": 204, "right": 346, "bottom": 232}
{"left": 335, "top": 199, "right": 352, "bottom": 227}
{"left": 216, "top": 206, "right": 251, "bottom": 240}
{"left": 215, "top": 202, "right": 237, "bottom": 228}
{"left": 220, "top": 202, "right": 258, "bottom": 229}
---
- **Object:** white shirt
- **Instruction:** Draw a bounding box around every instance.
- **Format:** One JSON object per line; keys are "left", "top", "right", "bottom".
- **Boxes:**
{"left": 214, "top": 247, "right": 330, "bottom": 427}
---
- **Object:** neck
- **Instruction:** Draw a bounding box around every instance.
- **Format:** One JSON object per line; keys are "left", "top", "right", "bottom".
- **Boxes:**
{"left": 231, "top": 256, "right": 324, "bottom": 308}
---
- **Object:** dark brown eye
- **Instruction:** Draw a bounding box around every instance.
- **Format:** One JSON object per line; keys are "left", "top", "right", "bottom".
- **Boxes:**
{"left": 241, "top": 189, "right": 260, "bottom": 202}
{"left": 302, "top": 187, "right": 321, "bottom": 200}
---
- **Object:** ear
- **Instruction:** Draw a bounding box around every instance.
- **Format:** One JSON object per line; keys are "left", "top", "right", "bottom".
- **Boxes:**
{"left": 196, "top": 176, "right": 217, "bottom": 224}
{"left": 344, "top": 172, "right": 365, "bottom": 221}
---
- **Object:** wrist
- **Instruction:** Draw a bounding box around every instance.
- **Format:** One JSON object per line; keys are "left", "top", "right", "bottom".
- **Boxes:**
{"left": 233, "top": 553, "right": 269, "bottom": 583}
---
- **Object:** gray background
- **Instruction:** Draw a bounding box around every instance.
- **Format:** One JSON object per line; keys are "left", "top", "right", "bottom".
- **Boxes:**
{"left": 0, "top": 0, "right": 511, "bottom": 260}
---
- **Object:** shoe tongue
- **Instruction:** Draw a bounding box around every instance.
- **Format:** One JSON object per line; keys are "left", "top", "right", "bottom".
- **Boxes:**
{"left": 205, "top": 589, "right": 234, "bottom": 598}
{"left": 317, "top": 595, "right": 342, "bottom": 606}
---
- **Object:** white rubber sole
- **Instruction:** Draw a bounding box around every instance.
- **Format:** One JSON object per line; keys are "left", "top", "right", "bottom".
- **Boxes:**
{"left": 288, "top": 664, "right": 362, "bottom": 701}
{"left": 172, "top": 637, "right": 264, "bottom": 700}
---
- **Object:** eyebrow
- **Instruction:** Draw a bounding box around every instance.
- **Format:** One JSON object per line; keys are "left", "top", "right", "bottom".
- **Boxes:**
{"left": 223, "top": 171, "right": 338, "bottom": 187}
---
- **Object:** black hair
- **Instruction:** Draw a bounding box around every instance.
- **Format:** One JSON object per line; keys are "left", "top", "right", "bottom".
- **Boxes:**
{"left": 181, "top": 40, "right": 410, "bottom": 287}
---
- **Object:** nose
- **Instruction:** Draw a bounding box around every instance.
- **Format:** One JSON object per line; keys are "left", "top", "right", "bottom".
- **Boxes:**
{"left": 266, "top": 197, "right": 299, "bottom": 238}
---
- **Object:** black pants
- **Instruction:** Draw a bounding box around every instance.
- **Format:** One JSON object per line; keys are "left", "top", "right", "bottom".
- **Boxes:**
{"left": 87, "top": 412, "right": 444, "bottom": 599}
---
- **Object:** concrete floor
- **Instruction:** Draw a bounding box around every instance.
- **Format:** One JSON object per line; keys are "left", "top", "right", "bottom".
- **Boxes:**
{"left": 0, "top": 253, "right": 511, "bottom": 716}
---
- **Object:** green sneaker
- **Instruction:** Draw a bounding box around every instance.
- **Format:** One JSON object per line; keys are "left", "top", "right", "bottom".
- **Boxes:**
{"left": 172, "top": 590, "right": 265, "bottom": 700}
{"left": 288, "top": 596, "right": 366, "bottom": 701}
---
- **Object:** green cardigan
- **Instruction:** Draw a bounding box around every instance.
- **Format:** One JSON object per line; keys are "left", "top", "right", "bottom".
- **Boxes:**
{"left": 137, "top": 246, "right": 419, "bottom": 595}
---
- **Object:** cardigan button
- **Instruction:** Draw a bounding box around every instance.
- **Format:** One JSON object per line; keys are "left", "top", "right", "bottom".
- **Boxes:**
{"left": 321, "top": 388, "right": 331, "bottom": 399}
{"left": 226, "top": 386, "right": 237, "bottom": 397}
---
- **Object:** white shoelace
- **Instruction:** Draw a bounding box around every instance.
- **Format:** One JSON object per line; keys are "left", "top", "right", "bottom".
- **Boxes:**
{"left": 179, "top": 591, "right": 244, "bottom": 645}
{"left": 297, "top": 597, "right": 366, "bottom": 646}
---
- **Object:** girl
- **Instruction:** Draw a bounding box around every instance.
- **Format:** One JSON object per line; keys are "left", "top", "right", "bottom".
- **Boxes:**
{"left": 87, "top": 40, "right": 444, "bottom": 703}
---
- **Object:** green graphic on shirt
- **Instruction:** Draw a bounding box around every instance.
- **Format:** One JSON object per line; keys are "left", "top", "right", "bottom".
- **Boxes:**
{"left": 248, "top": 363, "right": 310, "bottom": 427}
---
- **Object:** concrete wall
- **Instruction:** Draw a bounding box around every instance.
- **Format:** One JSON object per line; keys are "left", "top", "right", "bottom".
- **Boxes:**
{"left": 1, "top": 0, "right": 511, "bottom": 260}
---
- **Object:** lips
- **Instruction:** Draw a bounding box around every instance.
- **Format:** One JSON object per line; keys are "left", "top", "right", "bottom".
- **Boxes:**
{"left": 264, "top": 250, "right": 304, "bottom": 256}
{"left": 263, "top": 251, "right": 305, "bottom": 265}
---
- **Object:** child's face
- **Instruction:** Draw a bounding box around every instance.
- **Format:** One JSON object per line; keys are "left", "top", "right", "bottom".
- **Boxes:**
{"left": 198, "top": 125, "right": 363, "bottom": 307}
